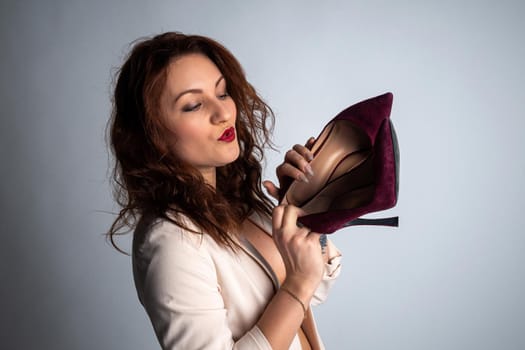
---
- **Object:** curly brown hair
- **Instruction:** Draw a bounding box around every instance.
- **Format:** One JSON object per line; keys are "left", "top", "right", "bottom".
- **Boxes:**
{"left": 108, "top": 32, "right": 275, "bottom": 252}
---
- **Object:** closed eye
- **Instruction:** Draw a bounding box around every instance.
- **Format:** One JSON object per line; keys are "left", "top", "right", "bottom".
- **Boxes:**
{"left": 182, "top": 103, "right": 201, "bottom": 112}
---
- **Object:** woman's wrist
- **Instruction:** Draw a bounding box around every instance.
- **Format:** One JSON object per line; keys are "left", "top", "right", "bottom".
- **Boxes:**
{"left": 280, "top": 277, "right": 316, "bottom": 309}
{"left": 257, "top": 278, "right": 315, "bottom": 349}
{"left": 280, "top": 286, "right": 308, "bottom": 314}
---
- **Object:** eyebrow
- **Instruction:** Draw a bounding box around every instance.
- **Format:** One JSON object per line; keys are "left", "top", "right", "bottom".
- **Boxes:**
{"left": 173, "top": 76, "right": 225, "bottom": 104}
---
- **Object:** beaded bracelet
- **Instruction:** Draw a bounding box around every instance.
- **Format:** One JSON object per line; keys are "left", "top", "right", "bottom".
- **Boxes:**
{"left": 280, "top": 286, "right": 307, "bottom": 315}
{"left": 319, "top": 234, "right": 327, "bottom": 254}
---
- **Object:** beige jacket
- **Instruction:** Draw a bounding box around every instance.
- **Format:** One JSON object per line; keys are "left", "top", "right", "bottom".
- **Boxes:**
{"left": 132, "top": 212, "right": 342, "bottom": 349}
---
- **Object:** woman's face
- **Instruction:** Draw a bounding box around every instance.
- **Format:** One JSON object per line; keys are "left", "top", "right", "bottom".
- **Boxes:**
{"left": 159, "top": 53, "right": 239, "bottom": 182}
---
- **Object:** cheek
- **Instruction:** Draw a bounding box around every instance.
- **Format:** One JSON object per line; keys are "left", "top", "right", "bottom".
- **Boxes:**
{"left": 167, "top": 122, "right": 206, "bottom": 156}
{"left": 228, "top": 99, "right": 237, "bottom": 120}
{"left": 177, "top": 128, "right": 205, "bottom": 149}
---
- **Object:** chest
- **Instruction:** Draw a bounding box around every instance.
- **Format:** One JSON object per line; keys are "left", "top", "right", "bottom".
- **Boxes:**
{"left": 240, "top": 219, "right": 286, "bottom": 284}
{"left": 206, "top": 232, "right": 277, "bottom": 339}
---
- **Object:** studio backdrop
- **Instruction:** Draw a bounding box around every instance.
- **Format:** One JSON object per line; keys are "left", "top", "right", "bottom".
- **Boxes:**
{"left": 1, "top": 1, "right": 524, "bottom": 349}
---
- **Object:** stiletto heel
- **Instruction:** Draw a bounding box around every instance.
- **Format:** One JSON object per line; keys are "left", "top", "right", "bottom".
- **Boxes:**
{"left": 345, "top": 217, "right": 399, "bottom": 227}
{"left": 281, "top": 92, "right": 399, "bottom": 233}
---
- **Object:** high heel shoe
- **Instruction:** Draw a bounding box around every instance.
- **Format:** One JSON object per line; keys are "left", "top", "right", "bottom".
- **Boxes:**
{"left": 280, "top": 92, "right": 399, "bottom": 233}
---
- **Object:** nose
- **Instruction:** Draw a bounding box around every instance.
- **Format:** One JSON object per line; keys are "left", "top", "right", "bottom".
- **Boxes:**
{"left": 210, "top": 99, "right": 234, "bottom": 124}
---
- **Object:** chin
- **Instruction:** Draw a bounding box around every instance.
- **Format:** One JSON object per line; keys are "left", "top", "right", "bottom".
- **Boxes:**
{"left": 215, "top": 142, "right": 240, "bottom": 167}
{"left": 225, "top": 152, "right": 241, "bottom": 165}
{"left": 228, "top": 143, "right": 241, "bottom": 161}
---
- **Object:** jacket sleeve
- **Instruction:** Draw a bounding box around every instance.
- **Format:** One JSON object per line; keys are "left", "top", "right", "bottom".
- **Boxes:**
{"left": 311, "top": 242, "right": 342, "bottom": 306}
{"left": 133, "top": 223, "right": 272, "bottom": 350}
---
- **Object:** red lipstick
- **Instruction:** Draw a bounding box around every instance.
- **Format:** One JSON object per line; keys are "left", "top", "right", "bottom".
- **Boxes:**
{"left": 218, "top": 127, "right": 235, "bottom": 142}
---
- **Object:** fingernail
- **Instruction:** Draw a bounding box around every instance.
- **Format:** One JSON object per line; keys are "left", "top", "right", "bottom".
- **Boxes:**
{"left": 307, "top": 153, "right": 314, "bottom": 162}
{"left": 298, "top": 174, "right": 309, "bottom": 183}
{"left": 305, "top": 164, "right": 314, "bottom": 177}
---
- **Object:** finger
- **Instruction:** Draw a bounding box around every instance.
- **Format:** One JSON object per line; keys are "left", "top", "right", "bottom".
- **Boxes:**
{"left": 288, "top": 147, "right": 314, "bottom": 177}
{"left": 283, "top": 149, "right": 305, "bottom": 164}
{"left": 305, "top": 136, "right": 316, "bottom": 150}
{"left": 295, "top": 206, "right": 308, "bottom": 218}
{"left": 277, "top": 163, "right": 310, "bottom": 183}
{"left": 293, "top": 143, "right": 314, "bottom": 162}
{"left": 285, "top": 147, "right": 313, "bottom": 167}
{"left": 272, "top": 204, "right": 285, "bottom": 232}
{"left": 263, "top": 180, "right": 280, "bottom": 200}
{"left": 281, "top": 205, "right": 308, "bottom": 236}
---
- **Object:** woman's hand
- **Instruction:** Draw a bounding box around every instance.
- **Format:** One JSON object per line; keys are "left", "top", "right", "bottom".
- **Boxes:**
{"left": 272, "top": 204, "right": 324, "bottom": 299}
{"left": 256, "top": 202, "right": 325, "bottom": 349}
{"left": 263, "top": 137, "right": 316, "bottom": 201}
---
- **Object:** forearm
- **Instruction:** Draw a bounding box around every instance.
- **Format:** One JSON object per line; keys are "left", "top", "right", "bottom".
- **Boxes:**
{"left": 257, "top": 282, "right": 313, "bottom": 350}
{"left": 261, "top": 204, "right": 327, "bottom": 349}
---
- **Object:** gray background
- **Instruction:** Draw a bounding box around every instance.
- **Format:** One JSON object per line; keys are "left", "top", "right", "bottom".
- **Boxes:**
{"left": 1, "top": 0, "right": 524, "bottom": 349}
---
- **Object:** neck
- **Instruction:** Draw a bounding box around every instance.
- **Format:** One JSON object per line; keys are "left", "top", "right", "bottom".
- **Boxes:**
{"left": 200, "top": 167, "right": 217, "bottom": 189}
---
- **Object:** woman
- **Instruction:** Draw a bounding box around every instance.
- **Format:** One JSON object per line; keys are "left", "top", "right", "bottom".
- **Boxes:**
{"left": 108, "top": 32, "right": 342, "bottom": 349}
